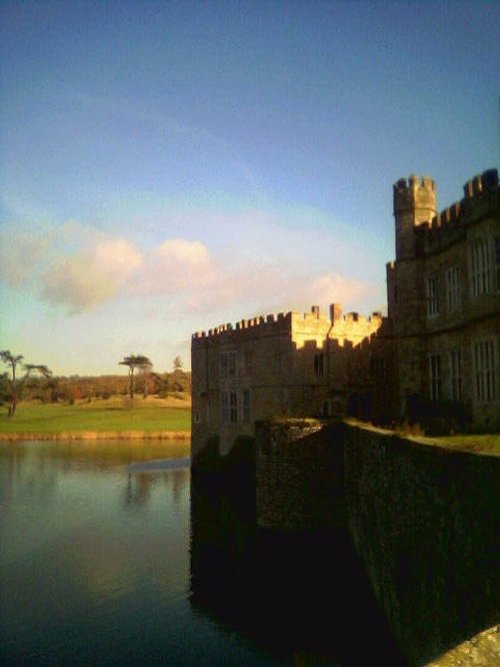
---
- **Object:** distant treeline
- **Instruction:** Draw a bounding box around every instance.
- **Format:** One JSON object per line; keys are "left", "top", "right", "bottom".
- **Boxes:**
{"left": 0, "top": 369, "right": 191, "bottom": 405}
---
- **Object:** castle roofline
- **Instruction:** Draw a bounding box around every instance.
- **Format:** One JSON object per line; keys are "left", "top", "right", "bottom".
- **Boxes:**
{"left": 416, "top": 168, "right": 498, "bottom": 247}
{"left": 192, "top": 304, "right": 385, "bottom": 341}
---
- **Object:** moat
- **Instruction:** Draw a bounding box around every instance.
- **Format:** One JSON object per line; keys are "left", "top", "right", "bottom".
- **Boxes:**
{"left": 0, "top": 439, "right": 405, "bottom": 666}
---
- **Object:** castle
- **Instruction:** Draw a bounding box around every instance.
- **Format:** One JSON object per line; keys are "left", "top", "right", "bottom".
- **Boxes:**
{"left": 191, "top": 169, "right": 500, "bottom": 459}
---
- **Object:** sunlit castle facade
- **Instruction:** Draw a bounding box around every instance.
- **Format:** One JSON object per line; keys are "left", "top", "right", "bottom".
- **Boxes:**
{"left": 191, "top": 169, "right": 500, "bottom": 460}
{"left": 387, "top": 168, "right": 500, "bottom": 428}
{"left": 191, "top": 304, "right": 384, "bottom": 458}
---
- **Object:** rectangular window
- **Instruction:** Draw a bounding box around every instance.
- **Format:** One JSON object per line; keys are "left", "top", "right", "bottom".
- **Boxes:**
{"left": 470, "top": 238, "right": 491, "bottom": 296}
{"left": 243, "top": 389, "right": 250, "bottom": 423}
{"left": 474, "top": 340, "right": 496, "bottom": 402}
{"left": 220, "top": 351, "right": 237, "bottom": 380}
{"left": 243, "top": 350, "right": 253, "bottom": 377}
{"left": 426, "top": 275, "right": 439, "bottom": 317}
{"left": 428, "top": 354, "right": 442, "bottom": 401}
{"left": 450, "top": 349, "right": 462, "bottom": 401}
{"left": 314, "top": 352, "right": 324, "bottom": 376}
{"left": 230, "top": 391, "right": 238, "bottom": 423}
{"left": 194, "top": 410, "right": 200, "bottom": 424}
{"left": 221, "top": 391, "right": 229, "bottom": 422}
{"left": 445, "top": 267, "right": 460, "bottom": 312}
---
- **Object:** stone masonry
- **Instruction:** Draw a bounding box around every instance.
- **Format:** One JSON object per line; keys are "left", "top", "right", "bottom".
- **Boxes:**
{"left": 191, "top": 305, "right": 382, "bottom": 458}
{"left": 191, "top": 169, "right": 500, "bottom": 460}
{"left": 387, "top": 168, "right": 500, "bottom": 427}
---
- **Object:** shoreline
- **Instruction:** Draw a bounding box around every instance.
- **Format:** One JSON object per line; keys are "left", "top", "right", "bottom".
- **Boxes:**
{"left": 0, "top": 430, "right": 191, "bottom": 442}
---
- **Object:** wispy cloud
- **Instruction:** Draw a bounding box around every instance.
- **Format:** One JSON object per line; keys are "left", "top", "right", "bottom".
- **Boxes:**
{"left": 73, "top": 93, "right": 268, "bottom": 201}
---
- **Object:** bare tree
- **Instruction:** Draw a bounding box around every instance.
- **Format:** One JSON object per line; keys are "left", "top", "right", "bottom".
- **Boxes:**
{"left": 0, "top": 350, "right": 52, "bottom": 418}
{"left": 119, "top": 355, "right": 152, "bottom": 400}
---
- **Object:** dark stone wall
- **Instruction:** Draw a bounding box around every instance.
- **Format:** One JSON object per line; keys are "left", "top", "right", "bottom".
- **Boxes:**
{"left": 255, "top": 419, "right": 500, "bottom": 664}
{"left": 206, "top": 419, "right": 499, "bottom": 663}
{"left": 343, "top": 425, "right": 500, "bottom": 665}
{"left": 190, "top": 473, "right": 406, "bottom": 665}
{"left": 255, "top": 419, "right": 345, "bottom": 532}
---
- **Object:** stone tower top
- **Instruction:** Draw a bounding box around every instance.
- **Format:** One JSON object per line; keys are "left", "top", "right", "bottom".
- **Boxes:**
{"left": 393, "top": 175, "right": 437, "bottom": 261}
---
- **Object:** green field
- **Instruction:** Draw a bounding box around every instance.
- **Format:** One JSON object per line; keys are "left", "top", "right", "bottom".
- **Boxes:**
{"left": 420, "top": 433, "right": 500, "bottom": 455}
{"left": 0, "top": 397, "right": 191, "bottom": 437}
{"left": 347, "top": 419, "right": 500, "bottom": 455}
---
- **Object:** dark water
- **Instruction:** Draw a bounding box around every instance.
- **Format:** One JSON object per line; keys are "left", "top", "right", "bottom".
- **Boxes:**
{"left": 0, "top": 440, "right": 405, "bottom": 666}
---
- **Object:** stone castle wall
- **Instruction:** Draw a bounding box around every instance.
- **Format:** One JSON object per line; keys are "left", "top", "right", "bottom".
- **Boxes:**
{"left": 255, "top": 419, "right": 345, "bottom": 532}
{"left": 254, "top": 419, "right": 500, "bottom": 665}
{"left": 191, "top": 305, "right": 384, "bottom": 461}
{"left": 192, "top": 167, "right": 500, "bottom": 456}
{"left": 389, "top": 168, "right": 500, "bottom": 428}
{"left": 344, "top": 425, "right": 500, "bottom": 665}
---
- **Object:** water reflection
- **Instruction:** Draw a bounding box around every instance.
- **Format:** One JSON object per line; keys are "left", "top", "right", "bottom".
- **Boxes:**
{"left": 0, "top": 440, "right": 193, "bottom": 666}
{"left": 125, "top": 472, "right": 155, "bottom": 506}
{"left": 189, "top": 474, "right": 407, "bottom": 666}
{"left": 0, "top": 438, "right": 190, "bottom": 471}
{"left": 1, "top": 440, "right": 408, "bottom": 665}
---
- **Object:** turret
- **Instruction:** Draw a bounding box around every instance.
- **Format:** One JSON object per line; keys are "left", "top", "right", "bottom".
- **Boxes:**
{"left": 393, "top": 175, "right": 436, "bottom": 260}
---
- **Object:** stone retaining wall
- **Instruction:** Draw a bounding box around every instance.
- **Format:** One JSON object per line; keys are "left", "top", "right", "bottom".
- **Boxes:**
{"left": 255, "top": 419, "right": 500, "bottom": 664}
{"left": 255, "top": 419, "right": 345, "bottom": 532}
{"left": 343, "top": 425, "right": 499, "bottom": 665}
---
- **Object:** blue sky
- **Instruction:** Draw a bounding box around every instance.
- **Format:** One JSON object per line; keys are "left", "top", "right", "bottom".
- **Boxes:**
{"left": 1, "top": 1, "right": 499, "bottom": 375}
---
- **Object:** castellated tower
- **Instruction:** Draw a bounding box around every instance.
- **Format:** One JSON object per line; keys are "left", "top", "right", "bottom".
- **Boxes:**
{"left": 388, "top": 174, "right": 437, "bottom": 419}
{"left": 394, "top": 175, "right": 436, "bottom": 260}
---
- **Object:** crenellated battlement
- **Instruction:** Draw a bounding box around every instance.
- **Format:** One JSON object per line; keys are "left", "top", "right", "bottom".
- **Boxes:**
{"left": 192, "top": 310, "right": 292, "bottom": 342}
{"left": 415, "top": 168, "right": 499, "bottom": 249}
{"left": 393, "top": 175, "right": 436, "bottom": 216}
{"left": 393, "top": 174, "right": 437, "bottom": 260}
{"left": 291, "top": 305, "right": 329, "bottom": 327}
{"left": 393, "top": 175, "right": 436, "bottom": 196}
{"left": 192, "top": 304, "right": 383, "bottom": 344}
{"left": 462, "top": 168, "right": 498, "bottom": 199}
{"left": 192, "top": 167, "right": 499, "bottom": 456}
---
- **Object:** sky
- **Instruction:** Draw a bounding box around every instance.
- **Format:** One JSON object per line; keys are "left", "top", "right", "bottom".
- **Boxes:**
{"left": 0, "top": 1, "right": 499, "bottom": 376}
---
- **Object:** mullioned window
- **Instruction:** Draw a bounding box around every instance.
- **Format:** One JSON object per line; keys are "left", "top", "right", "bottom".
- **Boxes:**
{"left": 474, "top": 339, "right": 496, "bottom": 402}
{"left": 470, "top": 238, "right": 491, "bottom": 296}
{"left": 426, "top": 275, "right": 439, "bottom": 317}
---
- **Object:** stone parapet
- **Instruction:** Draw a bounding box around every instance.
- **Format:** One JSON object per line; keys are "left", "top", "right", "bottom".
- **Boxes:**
{"left": 255, "top": 419, "right": 345, "bottom": 532}
{"left": 393, "top": 175, "right": 436, "bottom": 214}
{"left": 192, "top": 311, "right": 292, "bottom": 343}
{"left": 344, "top": 424, "right": 500, "bottom": 666}
{"left": 193, "top": 304, "right": 384, "bottom": 346}
{"left": 255, "top": 419, "right": 500, "bottom": 665}
{"left": 414, "top": 168, "right": 499, "bottom": 254}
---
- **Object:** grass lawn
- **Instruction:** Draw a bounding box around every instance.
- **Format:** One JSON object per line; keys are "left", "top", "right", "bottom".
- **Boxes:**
{"left": 420, "top": 433, "right": 500, "bottom": 455}
{"left": 0, "top": 396, "right": 191, "bottom": 436}
{"left": 347, "top": 419, "right": 500, "bottom": 456}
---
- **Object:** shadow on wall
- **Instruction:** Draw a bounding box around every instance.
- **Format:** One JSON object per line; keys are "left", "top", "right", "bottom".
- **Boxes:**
{"left": 255, "top": 420, "right": 500, "bottom": 665}
{"left": 289, "top": 325, "right": 399, "bottom": 426}
{"left": 344, "top": 425, "right": 500, "bottom": 666}
{"left": 189, "top": 472, "right": 407, "bottom": 666}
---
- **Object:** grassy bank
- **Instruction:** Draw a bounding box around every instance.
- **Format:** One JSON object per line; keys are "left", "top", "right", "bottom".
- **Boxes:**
{"left": 347, "top": 419, "right": 500, "bottom": 455}
{"left": 414, "top": 433, "right": 500, "bottom": 455}
{"left": 0, "top": 396, "right": 191, "bottom": 440}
